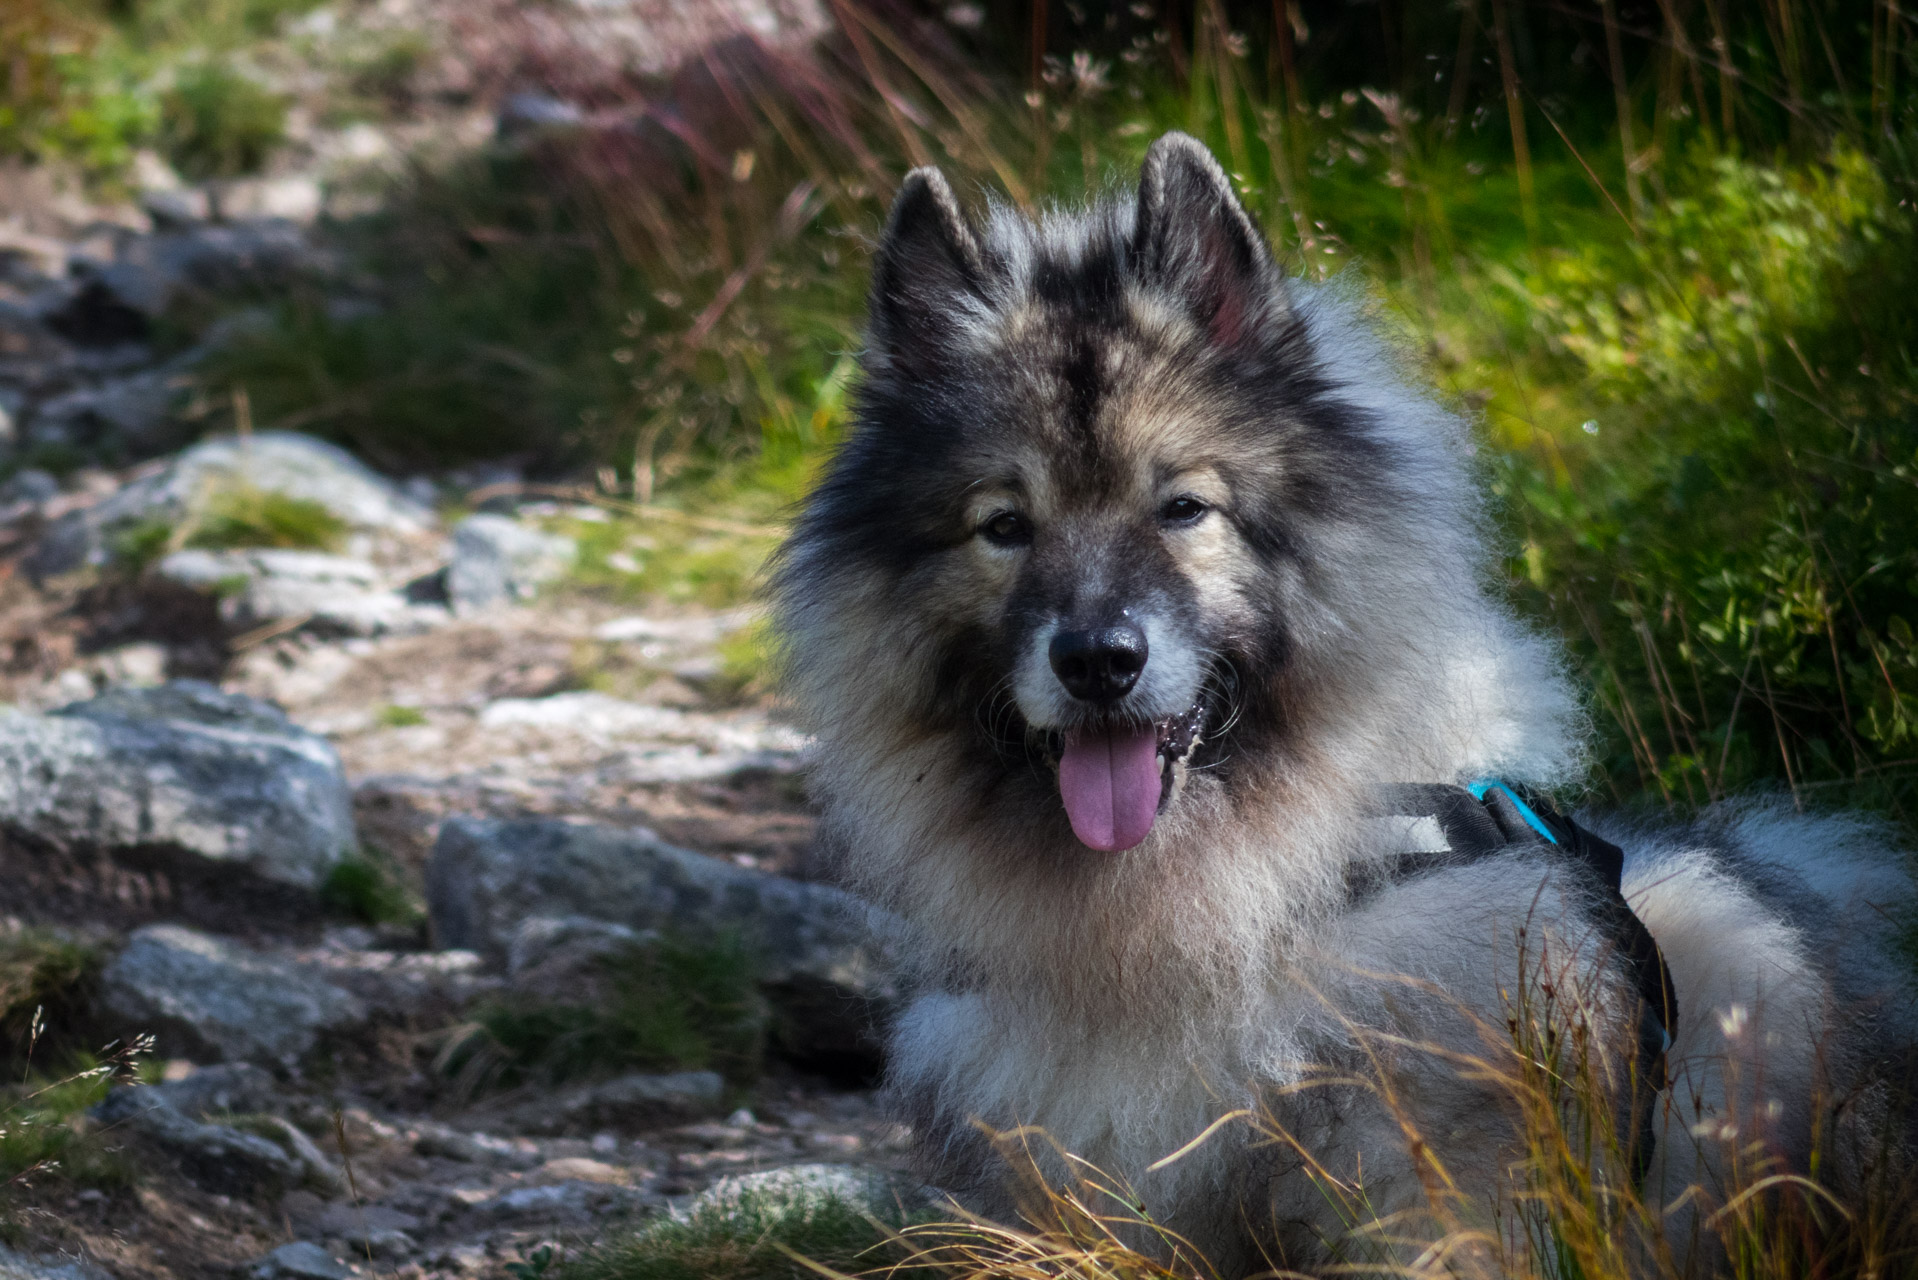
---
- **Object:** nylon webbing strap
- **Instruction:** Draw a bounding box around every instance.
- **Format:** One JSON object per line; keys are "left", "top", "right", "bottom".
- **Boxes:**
{"left": 1366, "top": 781, "right": 1678, "bottom": 1178}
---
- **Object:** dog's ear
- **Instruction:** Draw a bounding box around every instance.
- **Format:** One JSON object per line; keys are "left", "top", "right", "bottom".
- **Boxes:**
{"left": 1135, "top": 133, "right": 1286, "bottom": 349}
{"left": 870, "top": 167, "right": 988, "bottom": 375}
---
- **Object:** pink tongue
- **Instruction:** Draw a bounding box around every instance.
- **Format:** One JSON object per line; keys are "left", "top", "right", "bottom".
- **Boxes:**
{"left": 1058, "top": 724, "right": 1163, "bottom": 851}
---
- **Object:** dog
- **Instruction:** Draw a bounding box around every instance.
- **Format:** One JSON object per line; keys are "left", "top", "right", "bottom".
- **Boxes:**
{"left": 772, "top": 132, "right": 1916, "bottom": 1272}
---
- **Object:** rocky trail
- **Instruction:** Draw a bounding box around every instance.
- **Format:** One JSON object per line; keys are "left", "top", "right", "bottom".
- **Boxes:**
{"left": 0, "top": 428, "right": 919, "bottom": 1279}
{"left": 0, "top": 6, "right": 952, "bottom": 1270}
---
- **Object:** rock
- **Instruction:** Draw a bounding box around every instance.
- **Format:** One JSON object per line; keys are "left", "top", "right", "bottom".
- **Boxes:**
{"left": 144, "top": 1062, "right": 282, "bottom": 1117}
{"left": 346, "top": 1228, "right": 415, "bottom": 1259}
{"left": 27, "top": 368, "right": 190, "bottom": 455}
{"left": 136, "top": 221, "right": 331, "bottom": 299}
{"left": 157, "top": 548, "right": 447, "bottom": 638}
{"left": 98, "top": 924, "right": 366, "bottom": 1064}
{"left": 219, "top": 177, "right": 324, "bottom": 224}
{"left": 248, "top": 1242, "right": 351, "bottom": 1280}
{"left": 295, "top": 942, "right": 497, "bottom": 1020}
{"left": 425, "top": 818, "right": 897, "bottom": 1070}
{"left": 447, "top": 514, "right": 574, "bottom": 612}
{"left": 304, "top": 1200, "right": 422, "bottom": 1242}
{"left": 472, "top": 692, "right": 807, "bottom": 782}
{"left": 462, "top": 1179, "right": 654, "bottom": 1228}
{"left": 139, "top": 187, "right": 212, "bottom": 229}
{"left": 532, "top": 1157, "right": 631, "bottom": 1186}
{"left": 27, "top": 431, "right": 433, "bottom": 579}
{"left": 496, "top": 92, "right": 585, "bottom": 138}
{"left": 92, "top": 1087, "right": 303, "bottom": 1196}
{"left": 0, "top": 681, "right": 354, "bottom": 890}
{"left": 87, "top": 641, "right": 168, "bottom": 687}
{"left": 506, "top": 914, "right": 652, "bottom": 1001}
{"left": 519, "top": 1070, "right": 725, "bottom": 1133}
{"left": 0, "top": 468, "right": 58, "bottom": 508}
{"left": 410, "top": 1124, "right": 535, "bottom": 1166}
{"left": 691, "top": 1163, "right": 933, "bottom": 1222}
{"left": 0, "top": 1246, "right": 114, "bottom": 1280}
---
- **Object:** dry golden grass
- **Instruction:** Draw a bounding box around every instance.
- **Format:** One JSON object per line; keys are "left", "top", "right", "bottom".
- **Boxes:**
{"left": 789, "top": 957, "right": 1915, "bottom": 1280}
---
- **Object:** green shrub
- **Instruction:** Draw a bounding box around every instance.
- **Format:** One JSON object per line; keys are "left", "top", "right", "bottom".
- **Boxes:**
{"left": 439, "top": 933, "right": 766, "bottom": 1093}
{"left": 158, "top": 61, "right": 286, "bottom": 183}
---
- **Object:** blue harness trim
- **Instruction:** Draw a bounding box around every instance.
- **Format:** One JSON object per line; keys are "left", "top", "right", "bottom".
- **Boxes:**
{"left": 1467, "top": 778, "right": 1559, "bottom": 845}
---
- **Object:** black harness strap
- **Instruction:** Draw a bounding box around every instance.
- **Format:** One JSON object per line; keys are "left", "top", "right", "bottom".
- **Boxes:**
{"left": 1367, "top": 781, "right": 1677, "bottom": 1177}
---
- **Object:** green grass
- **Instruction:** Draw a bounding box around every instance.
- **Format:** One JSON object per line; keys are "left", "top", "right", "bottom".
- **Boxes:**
{"left": 319, "top": 853, "right": 420, "bottom": 927}
{"left": 188, "top": 484, "right": 347, "bottom": 552}
{"left": 0, "top": 932, "right": 100, "bottom": 1064}
{"left": 438, "top": 932, "right": 766, "bottom": 1094}
{"left": 561, "top": 1184, "right": 927, "bottom": 1280}
{"left": 157, "top": 60, "right": 286, "bottom": 183}
{"left": 0, "top": 1052, "right": 145, "bottom": 1202}
{"left": 110, "top": 481, "right": 347, "bottom": 571}
{"left": 166, "top": 0, "right": 1918, "bottom": 828}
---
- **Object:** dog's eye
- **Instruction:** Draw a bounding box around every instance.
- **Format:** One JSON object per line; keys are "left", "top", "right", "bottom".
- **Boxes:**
{"left": 1160, "top": 495, "right": 1208, "bottom": 525}
{"left": 980, "top": 511, "right": 1031, "bottom": 546}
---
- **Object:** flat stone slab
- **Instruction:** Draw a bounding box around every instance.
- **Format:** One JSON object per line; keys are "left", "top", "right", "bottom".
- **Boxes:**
{"left": 99, "top": 924, "right": 366, "bottom": 1064}
{"left": 0, "top": 681, "right": 353, "bottom": 890}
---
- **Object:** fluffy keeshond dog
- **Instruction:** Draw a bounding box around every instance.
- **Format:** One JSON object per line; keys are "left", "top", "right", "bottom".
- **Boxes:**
{"left": 773, "top": 132, "right": 1916, "bottom": 1271}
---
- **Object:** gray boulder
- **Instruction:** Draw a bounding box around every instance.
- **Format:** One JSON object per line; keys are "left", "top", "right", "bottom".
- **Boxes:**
{"left": 92, "top": 1086, "right": 304, "bottom": 1196}
{"left": 513, "top": 1069, "right": 725, "bottom": 1134}
{"left": 0, "top": 681, "right": 353, "bottom": 890}
{"left": 247, "top": 1243, "right": 352, "bottom": 1280}
{"left": 27, "top": 368, "right": 187, "bottom": 455}
{"left": 462, "top": 1179, "right": 654, "bottom": 1228}
{"left": 27, "top": 431, "right": 434, "bottom": 579}
{"left": 426, "top": 818, "right": 897, "bottom": 1068}
{"left": 142, "top": 1062, "right": 282, "bottom": 1116}
{"left": 157, "top": 547, "right": 447, "bottom": 637}
{"left": 447, "top": 514, "right": 574, "bottom": 612}
{"left": 99, "top": 924, "right": 366, "bottom": 1064}
{"left": 691, "top": 1163, "right": 934, "bottom": 1222}
{"left": 0, "top": 1247, "right": 113, "bottom": 1280}
{"left": 506, "top": 914, "right": 653, "bottom": 1002}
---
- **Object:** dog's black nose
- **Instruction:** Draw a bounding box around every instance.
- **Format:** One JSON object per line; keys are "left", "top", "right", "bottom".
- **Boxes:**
{"left": 1050, "top": 625, "right": 1148, "bottom": 703}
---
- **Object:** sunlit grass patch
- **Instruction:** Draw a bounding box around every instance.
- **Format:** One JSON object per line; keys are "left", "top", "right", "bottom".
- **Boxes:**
{"left": 0, "top": 1042, "right": 150, "bottom": 1206}
{"left": 110, "top": 481, "right": 348, "bottom": 573}
{"left": 437, "top": 932, "right": 766, "bottom": 1095}
{"left": 188, "top": 483, "right": 348, "bottom": 553}
{"left": 562, "top": 1180, "right": 934, "bottom": 1280}
{"left": 375, "top": 703, "right": 428, "bottom": 728}
{"left": 565, "top": 516, "right": 778, "bottom": 611}
{"left": 0, "top": 1073, "right": 137, "bottom": 1195}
